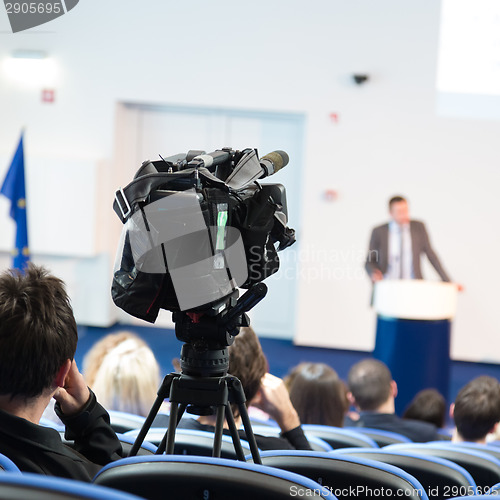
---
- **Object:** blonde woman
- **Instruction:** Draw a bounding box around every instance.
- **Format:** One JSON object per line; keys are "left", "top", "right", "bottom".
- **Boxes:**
{"left": 83, "top": 331, "right": 161, "bottom": 417}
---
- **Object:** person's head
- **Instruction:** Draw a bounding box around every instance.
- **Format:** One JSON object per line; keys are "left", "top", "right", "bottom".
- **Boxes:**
{"left": 389, "top": 195, "right": 410, "bottom": 225}
{"left": 402, "top": 389, "right": 447, "bottom": 428}
{"left": 228, "top": 326, "right": 268, "bottom": 416}
{"left": 452, "top": 376, "right": 500, "bottom": 443}
{"left": 347, "top": 359, "right": 396, "bottom": 412}
{"left": 0, "top": 265, "right": 77, "bottom": 401}
{"left": 285, "top": 362, "right": 348, "bottom": 427}
{"left": 83, "top": 331, "right": 160, "bottom": 416}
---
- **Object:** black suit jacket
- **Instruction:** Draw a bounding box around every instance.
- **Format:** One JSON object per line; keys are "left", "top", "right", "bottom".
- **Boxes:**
{"left": 345, "top": 412, "right": 439, "bottom": 443}
{"left": 0, "top": 391, "right": 123, "bottom": 481}
{"left": 365, "top": 220, "right": 450, "bottom": 282}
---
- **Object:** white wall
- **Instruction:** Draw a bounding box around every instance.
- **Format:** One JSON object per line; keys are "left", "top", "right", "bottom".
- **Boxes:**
{"left": 0, "top": 0, "right": 499, "bottom": 361}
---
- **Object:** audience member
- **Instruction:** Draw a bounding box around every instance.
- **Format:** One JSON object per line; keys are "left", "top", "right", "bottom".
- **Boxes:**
{"left": 402, "top": 388, "right": 447, "bottom": 428}
{"left": 451, "top": 375, "right": 500, "bottom": 444}
{"left": 346, "top": 358, "right": 439, "bottom": 442}
{"left": 0, "top": 265, "right": 123, "bottom": 481}
{"left": 285, "top": 362, "right": 348, "bottom": 427}
{"left": 178, "top": 326, "right": 312, "bottom": 450}
{"left": 83, "top": 331, "right": 161, "bottom": 416}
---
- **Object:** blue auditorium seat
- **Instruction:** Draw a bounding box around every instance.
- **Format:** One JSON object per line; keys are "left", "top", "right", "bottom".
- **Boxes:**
{"left": 124, "top": 427, "right": 253, "bottom": 458}
{"left": 345, "top": 426, "right": 412, "bottom": 446}
{"left": 255, "top": 450, "right": 429, "bottom": 499}
{"left": 0, "top": 453, "right": 20, "bottom": 473}
{"left": 0, "top": 472, "right": 142, "bottom": 499}
{"left": 107, "top": 410, "right": 147, "bottom": 434}
{"left": 334, "top": 447, "right": 477, "bottom": 499}
{"left": 386, "top": 442, "right": 500, "bottom": 488}
{"left": 301, "top": 424, "right": 378, "bottom": 449}
{"left": 94, "top": 455, "right": 337, "bottom": 499}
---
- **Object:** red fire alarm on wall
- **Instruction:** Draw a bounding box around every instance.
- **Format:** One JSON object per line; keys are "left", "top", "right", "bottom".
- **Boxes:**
{"left": 41, "top": 89, "right": 55, "bottom": 103}
{"left": 324, "top": 189, "right": 339, "bottom": 202}
{"left": 329, "top": 112, "right": 339, "bottom": 124}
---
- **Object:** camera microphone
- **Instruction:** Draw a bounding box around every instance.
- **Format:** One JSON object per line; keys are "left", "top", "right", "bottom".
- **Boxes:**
{"left": 225, "top": 149, "right": 289, "bottom": 190}
{"left": 259, "top": 150, "right": 289, "bottom": 178}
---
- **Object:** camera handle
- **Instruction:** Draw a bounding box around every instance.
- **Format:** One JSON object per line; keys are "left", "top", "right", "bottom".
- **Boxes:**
{"left": 128, "top": 370, "right": 262, "bottom": 464}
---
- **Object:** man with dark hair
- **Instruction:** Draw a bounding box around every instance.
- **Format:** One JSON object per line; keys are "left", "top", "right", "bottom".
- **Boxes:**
{"left": 365, "top": 195, "right": 458, "bottom": 285}
{"left": 0, "top": 265, "right": 123, "bottom": 481}
{"left": 451, "top": 376, "right": 500, "bottom": 443}
{"left": 346, "top": 359, "right": 439, "bottom": 442}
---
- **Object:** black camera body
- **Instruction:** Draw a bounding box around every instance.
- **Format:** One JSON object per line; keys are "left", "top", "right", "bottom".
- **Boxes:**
{"left": 120, "top": 149, "right": 296, "bottom": 462}
{"left": 111, "top": 148, "right": 295, "bottom": 325}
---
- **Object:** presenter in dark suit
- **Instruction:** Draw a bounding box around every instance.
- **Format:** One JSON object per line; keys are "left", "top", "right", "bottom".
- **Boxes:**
{"left": 366, "top": 195, "right": 461, "bottom": 414}
{"left": 366, "top": 195, "right": 459, "bottom": 286}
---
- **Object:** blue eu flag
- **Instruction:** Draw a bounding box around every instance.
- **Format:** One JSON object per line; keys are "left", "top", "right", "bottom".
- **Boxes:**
{"left": 1, "top": 133, "right": 29, "bottom": 270}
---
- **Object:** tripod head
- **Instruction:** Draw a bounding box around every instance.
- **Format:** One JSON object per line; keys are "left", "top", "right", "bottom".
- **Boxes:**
{"left": 173, "top": 283, "right": 268, "bottom": 378}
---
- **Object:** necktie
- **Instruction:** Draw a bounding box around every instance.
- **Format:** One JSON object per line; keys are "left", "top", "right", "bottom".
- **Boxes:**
{"left": 399, "top": 226, "right": 404, "bottom": 279}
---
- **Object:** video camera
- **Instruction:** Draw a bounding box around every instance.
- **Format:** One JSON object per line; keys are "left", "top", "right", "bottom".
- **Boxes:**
{"left": 111, "top": 147, "right": 295, "bottom": 357}
{"left": 114, "top": 147, "right": 296, "bottom": 461}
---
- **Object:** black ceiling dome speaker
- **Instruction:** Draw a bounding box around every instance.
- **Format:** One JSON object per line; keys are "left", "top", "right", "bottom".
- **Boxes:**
{"left": 353, "top": 74, "right": 370, "bottom": 85}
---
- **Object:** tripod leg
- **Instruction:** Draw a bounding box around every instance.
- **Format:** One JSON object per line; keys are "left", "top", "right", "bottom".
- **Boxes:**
{"left": 225, "top": 405, "right": 246, "bottom": 461}
{"left": 212, "top": 405, "right": 225, "bottom": 458}
{"left": 129, "top": 373, "right": 175, "bottom": 457}
{"left": 238, "top": 402, "right": 262, "bottom": 464}
{"left": 156, "top": 403, "right": 187, "bottom": 454}
{"left": 165, "top": 400, "right": 180, "bottom": 455}
{"left": 226, "top": 376, "right": 261, "bottom": 464}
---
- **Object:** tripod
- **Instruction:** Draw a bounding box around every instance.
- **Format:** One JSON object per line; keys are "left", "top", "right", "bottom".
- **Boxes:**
{"left": 128, "top": 285, "right": 267, "bottom": 464}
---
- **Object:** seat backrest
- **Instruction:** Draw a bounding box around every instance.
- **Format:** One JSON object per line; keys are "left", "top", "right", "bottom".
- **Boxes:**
{"left": 107, "top": 411, "right": 146, "bottom": 434}
{"left": 257, "top": 450, "right": 429, "bottom": 499}
{"left": 94, "top": 455, "right": 337, "bottom": 499}
{"left": 124, "top": 428, "right": 252, "bottom": 459}
{"left": 334, "top": 447, "right": 476, "bottom": 499}
{"left": 442, "top": 442, "right": 500, "bottom": 462}
{"left": 307, "top": 436, "right": 334, "bottom": 452}
{"left": 385, "top": 443, "right": 500, "bottom": 488}
{"left": 248, "top": 425, "right": 331, "bottom": 451}
{"left": 302, "top": 425, "right": 379, "bottom": 449}
{"left": 60, "top": 432, "right": 156, "bottom": 457}
{"left": 248, "top": 415, "right": 280, "bottom": 428}
{"left": 345, "top": 427, "right": 412, "bottom": 446}
{"left": 0, "top": 453, "right": 21, "bottom": 473}
{"left": 0, "top": 472, "right": 142, "bottom": 499}
{"left": 115, "top": 433, "right": 157, "bottom": 456}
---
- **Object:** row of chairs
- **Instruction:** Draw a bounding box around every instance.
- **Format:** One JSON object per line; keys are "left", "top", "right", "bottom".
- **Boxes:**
{"left": 31, "top": 412, "right": 500, "bottom": 499}
{"left": 0, "top": 471, "right": 141, "bottom": 499}
{"left": 41, "top": 409, "right": 458, "bottom": 450}
{"left": 0, "top": 456, "right": 499, "bottom": 500}
{"left": 2, "top": 442, "right": 500, "bottom": 499}
{"left": 44, "top": 409, "right": 432, "bottom": 447}
{"left": 115, "top": 431, "right": 500, "bottom": 499}
{"left": 0, "top": 455, "right": 336, "bottom": 499}
{"left": 65, "top": 432, "right": 500, "bottom": 497}
{"left": 90, "top": 449, "right": 500, "bottom": 500}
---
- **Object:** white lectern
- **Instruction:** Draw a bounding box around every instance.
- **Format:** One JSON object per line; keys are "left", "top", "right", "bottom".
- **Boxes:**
{"left": 373, "top": 280, "right": 458, "bottom": 415}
